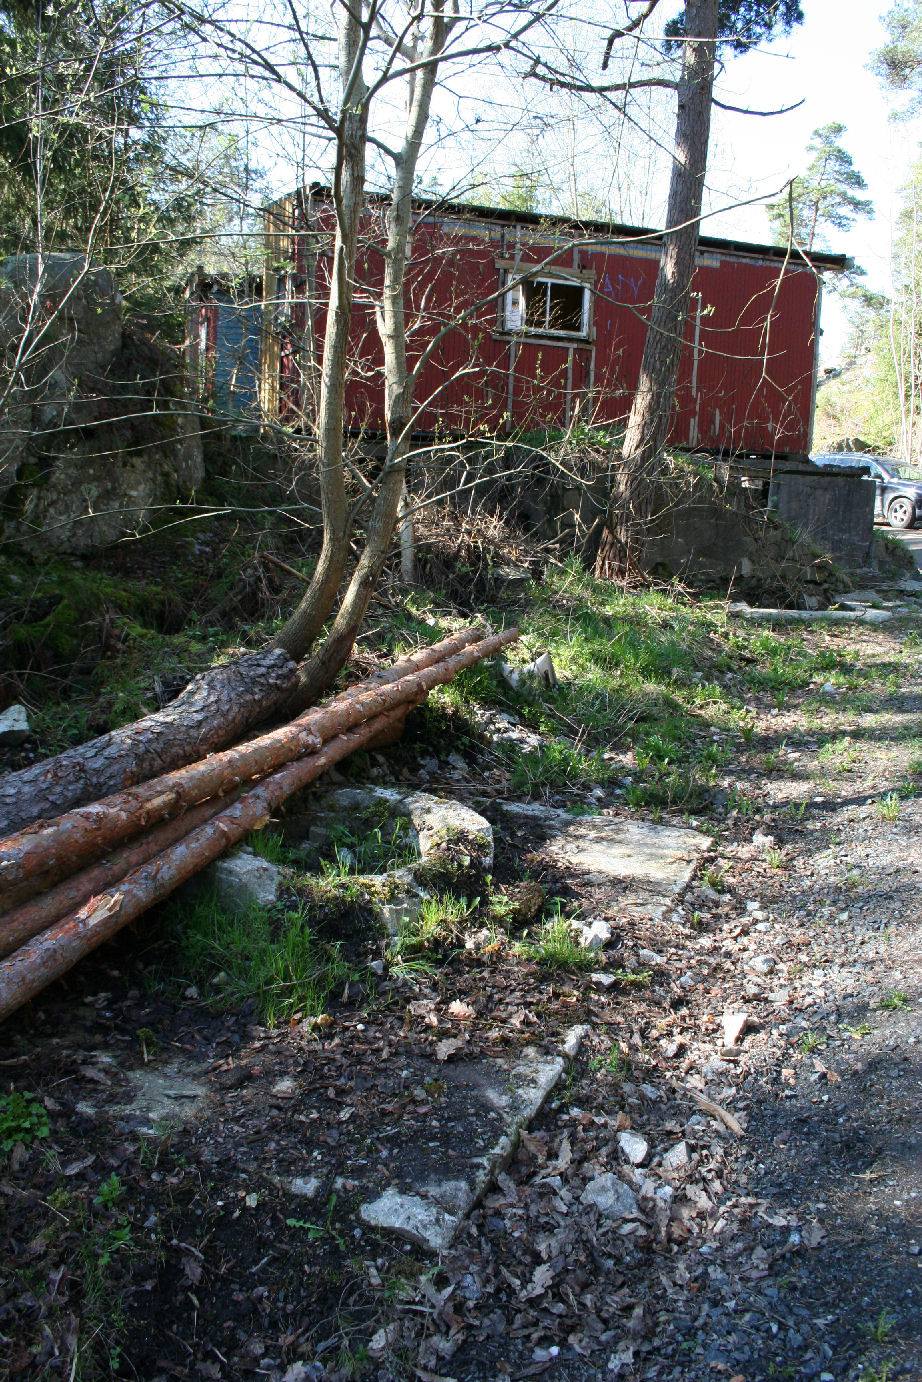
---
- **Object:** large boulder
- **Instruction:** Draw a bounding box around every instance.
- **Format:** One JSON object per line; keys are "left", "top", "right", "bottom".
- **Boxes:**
{"left": 0, "top": 252, "right": 203, "bottom": 553}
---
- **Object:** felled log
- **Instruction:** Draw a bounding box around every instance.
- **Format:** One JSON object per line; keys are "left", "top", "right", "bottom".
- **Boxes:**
{"left": 0, "top": 626, "right": 515, "bottom": 899}
{"left": 0, "top": 706, "right": 408, "bottom": 1022}
{"left": 0, "top": 793, "right": 235, "bottom": 960}
{"left": 0, "top": 625, "right": 484, "bottom": 838}
{"left": 1, "top": 627, "right": 483, "bottom": 895}
{"left": 0, "top": 648, "right": 300, "bottom": 837}
{"left": 727, "top": 602, "right": 892, "bottom": 625}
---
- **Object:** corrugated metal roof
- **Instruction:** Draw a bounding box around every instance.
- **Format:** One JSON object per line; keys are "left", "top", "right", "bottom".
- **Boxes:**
{"left": 276, "top": 182, "right": 849, "bottom": 273}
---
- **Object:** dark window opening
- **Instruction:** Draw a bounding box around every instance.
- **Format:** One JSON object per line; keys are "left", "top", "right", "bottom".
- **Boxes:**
{"left": 507, "top": 276, "right": 588, "bottom": 336}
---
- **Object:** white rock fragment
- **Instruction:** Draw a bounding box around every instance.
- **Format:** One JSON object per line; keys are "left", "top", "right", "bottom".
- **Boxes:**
{"left": 380, "top": 897, "right": 421, "bottom": 936}
{"left": 578, "top": 919, "right": 612, "bottom": 951}
{"left": 0, "top": 703, "right": 30, "bottom": 746}
{"left": 745, "top": 954, "right": 776, "bottom": 975}
{"left": 580, "top": 1173, "right": 638, "bottom": 1220}
{"left": 638, "top": 948, "right": 665, "bottom": 965}
{"left": 211, "top": 848, "right": 282, "bottom": 913}
{"left": 751, "top": 831, "right": 775, "bottom": 849}
{"left": 722, "top": 1012, "right": 749, "bottom": 1048}
{"left": 591, "top": 972, "right": 616, "bottom": 988}
{"left": 661, "top": 1140, "right": 690, "bottom": 1172}
{"left": 617, "top": 1131, "right": 649, "bottom": 1166}
{"left": 367, "top": 1323, "right": 401, "bottom": 1359}
{"left": 523, "top": 651, "right": 558, "bottom": 689}
{"left": 359, "top": 1189, "right": 459, "bottom": 1252}
{"left": 561, "top": 1024, "right": 591, "bottom": 1060}
{"left": 289, "top": 1176, "right": 321, "bottom": 1198}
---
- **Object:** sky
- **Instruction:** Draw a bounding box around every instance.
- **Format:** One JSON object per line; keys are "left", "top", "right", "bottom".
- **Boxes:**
{"left": 706, "top": 0, "right": 916, "bottom": 364}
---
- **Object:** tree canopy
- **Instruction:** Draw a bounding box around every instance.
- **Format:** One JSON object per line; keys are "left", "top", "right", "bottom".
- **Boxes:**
{"left": 766, "top": 123, "right": 873, "bottom": 253}
{"left": 664, "top": 0, "right": 803, "bottom": 53}
{"left": 0, "top": 0, "right": 221, "bottom": 305}
{"left": 874, "top": 0, "right": 922, "bottom": 109}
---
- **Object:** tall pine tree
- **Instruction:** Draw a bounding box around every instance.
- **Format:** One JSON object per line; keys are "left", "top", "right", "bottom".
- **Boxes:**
{"left": 599, "top": 0, "right": 804, "bottom": 577}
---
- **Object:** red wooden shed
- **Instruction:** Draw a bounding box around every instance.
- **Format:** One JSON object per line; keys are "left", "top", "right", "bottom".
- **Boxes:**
{"left": 259, "top": 188, "right": 847, "bottom": 458}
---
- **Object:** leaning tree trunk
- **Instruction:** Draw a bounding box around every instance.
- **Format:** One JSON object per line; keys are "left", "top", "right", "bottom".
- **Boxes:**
{"left": 597, "top": 0, "right": 719, "bottom": 579}
{"left": 291, "top": 7, "right": 450, "bottom": 708}
{"left": 0, "top": 648, "right": 298, "bottom": 836}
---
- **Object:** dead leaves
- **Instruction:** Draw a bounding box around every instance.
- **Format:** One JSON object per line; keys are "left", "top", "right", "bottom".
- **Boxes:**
{"left": 435, "top": 1037, "right": 468, "bottom": 1062}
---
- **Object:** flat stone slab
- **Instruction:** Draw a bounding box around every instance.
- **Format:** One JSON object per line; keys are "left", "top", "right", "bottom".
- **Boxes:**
{"left": 359, "top": 1042, "right": 566, "bottom": 1252}
{"left": 729, "top": 602, "right": 893, "bottom": 625}
{"left": 499, "top": 804, "right": 710, "bottom": 922}
{"left": 109, "top": 1064, "right": 209, "bottom": 1136}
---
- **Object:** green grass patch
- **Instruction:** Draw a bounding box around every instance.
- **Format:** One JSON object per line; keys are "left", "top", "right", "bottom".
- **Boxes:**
{"left": 504, "top": 739, "right": 614, "bottom": 793}
{"left": 321, "top": 811, "right": 418, "bottom": 876}
{"left": 153, "top": 888, "right": 356, "bottom": 1026}
{"left": 391, "top": 892, "right": 474, "bottom": 960}
{"left": 414, "top": 560, "right": 861, "bottom": 805}
{"left": 515, "top": 905, "right": 596, "bottom": 971}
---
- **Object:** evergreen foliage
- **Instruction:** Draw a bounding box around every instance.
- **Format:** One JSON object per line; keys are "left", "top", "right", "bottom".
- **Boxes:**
{"left": 0, "top": 0, "right": 256, "bottom": 307}
{"left": 664, "top": 0, "right": 803, "bottom": 53}
{"left": 875, "top": 0, "right": 922, "bottom": 111}
{"left": 766, "top": 123, "right": 873, "bottom": 253}
{"left": 0, "top": 3, "right": 189, "bottom": 279}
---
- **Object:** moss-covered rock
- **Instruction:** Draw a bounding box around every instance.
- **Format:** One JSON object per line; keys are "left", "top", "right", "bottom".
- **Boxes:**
{"left": 0, "top": 253, "right": 203, "bottom": 553}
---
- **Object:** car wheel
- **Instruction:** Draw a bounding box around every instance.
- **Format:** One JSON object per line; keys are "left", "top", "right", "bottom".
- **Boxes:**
{"left": 888, "top": 496, "right": 916, "bottom": 529}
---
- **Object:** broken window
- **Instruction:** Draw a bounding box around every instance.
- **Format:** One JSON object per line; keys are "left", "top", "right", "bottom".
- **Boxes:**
{"left": 503, "top": 275, "right": 588, "bottom": 336}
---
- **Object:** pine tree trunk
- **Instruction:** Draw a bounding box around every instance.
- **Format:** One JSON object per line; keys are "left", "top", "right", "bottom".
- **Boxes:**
{"left": 599, "top": 0, "right": 719, "bottom": 578}
{"left": 0, "top": 648, "right": 298, "bottom": 836}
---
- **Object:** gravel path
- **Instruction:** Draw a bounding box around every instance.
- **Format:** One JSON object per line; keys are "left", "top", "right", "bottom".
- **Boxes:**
{"left": 385, "top": 618, "right": 922, "bottom": 1382}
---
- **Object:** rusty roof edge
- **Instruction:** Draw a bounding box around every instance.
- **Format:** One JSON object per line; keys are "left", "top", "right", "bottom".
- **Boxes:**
{"left": 274, "top": 182, "right": 849, "bottom": 273}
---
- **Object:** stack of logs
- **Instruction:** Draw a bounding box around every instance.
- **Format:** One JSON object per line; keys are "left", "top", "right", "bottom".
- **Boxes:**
{"left": 0, "top": 625, "right": 519, "bottom": 1023}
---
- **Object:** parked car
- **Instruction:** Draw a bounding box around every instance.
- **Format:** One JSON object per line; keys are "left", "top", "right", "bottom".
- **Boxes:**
{"left": 811, "top": 452, "right": 922, "bottom": 530}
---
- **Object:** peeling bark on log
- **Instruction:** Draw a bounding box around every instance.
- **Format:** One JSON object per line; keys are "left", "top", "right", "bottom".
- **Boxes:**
{"left": 0, "top": 707, "right": 409, "bottom": 1023}
{"left": 0, "top": 626, "right": 514, "bottom": 897}
{"left": 0, "top": 648, "right": 300, "bottom": 836}
{"left": 0, "top": 794, "right": 234, "bottom": 959}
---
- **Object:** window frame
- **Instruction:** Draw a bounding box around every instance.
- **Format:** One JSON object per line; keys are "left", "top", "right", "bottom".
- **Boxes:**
{"left": 503, "top": 272, "right": 590, "bottom": 340}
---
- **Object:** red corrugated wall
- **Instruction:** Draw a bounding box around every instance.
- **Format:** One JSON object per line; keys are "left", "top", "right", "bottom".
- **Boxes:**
{"left": 276, "top": 206, "right": 820, "bottom": 456}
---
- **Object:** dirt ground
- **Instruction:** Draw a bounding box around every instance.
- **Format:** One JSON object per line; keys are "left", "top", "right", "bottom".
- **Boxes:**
{"left": 2, "top": 612, "right": 922, "bottom": 1382}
